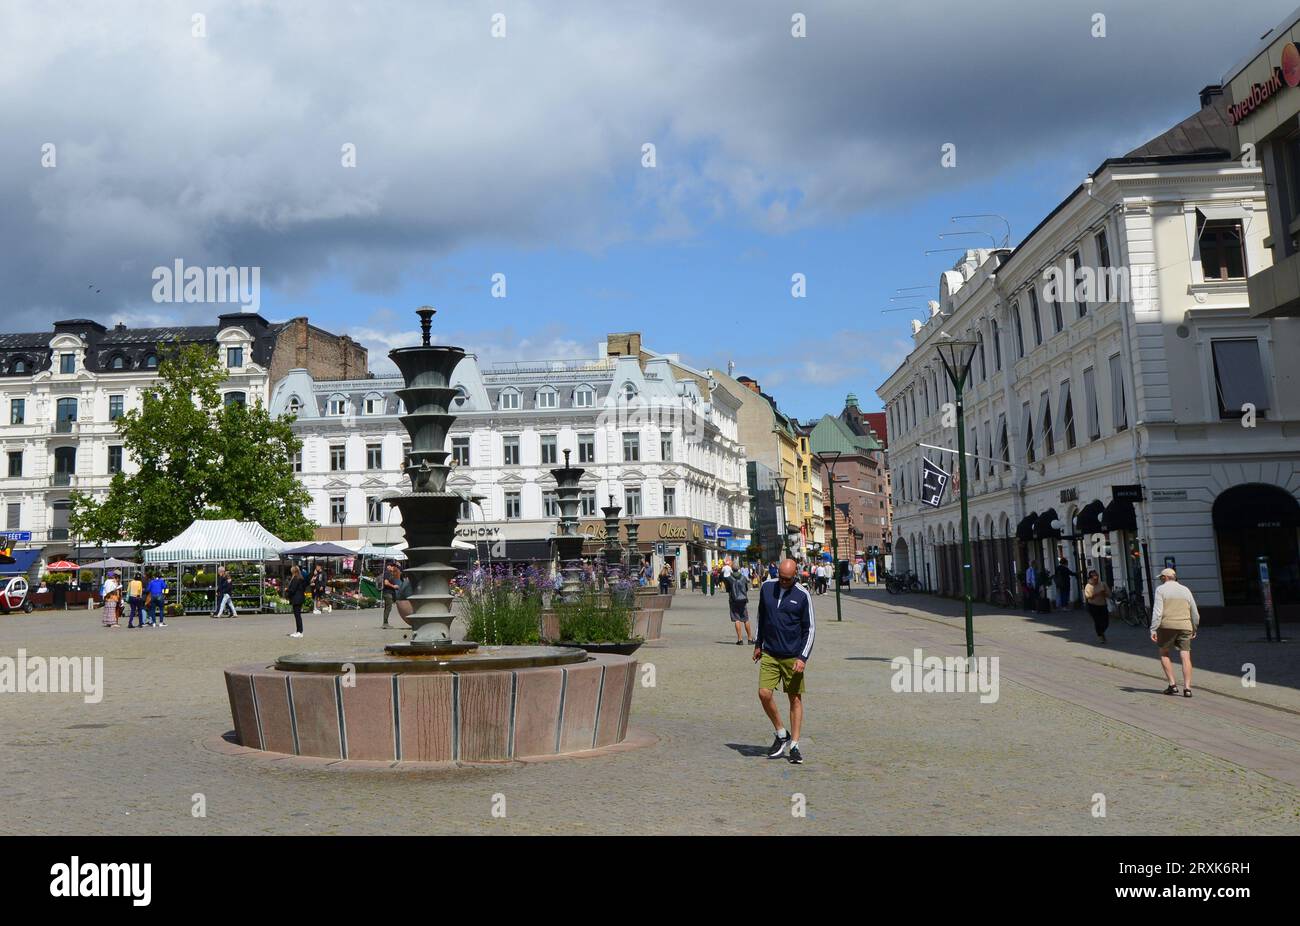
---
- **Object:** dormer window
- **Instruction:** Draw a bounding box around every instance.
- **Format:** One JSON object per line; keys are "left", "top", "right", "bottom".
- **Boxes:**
{"left": 363, "top": 393, "right": 384, "bottom": 415}
{"left": 287, "top": 395, "right": 303, "bottom": 416}
{"left": 453, "top": 385, "right": 467, "bottom": 406}
{"left": 227, "top": 346, "right": 243, "bottom": 369}
{"left": 499, "top": 388, "right": 520, "bottom": 410}
{"left": 622, "top": 382, "right": 637, "bottom": 401}
{"left": 536, "top": 387, "right": 557, "bottom": 409}
{"left": 110, "top": 355, "right": 126, "bottom": 370}
{"left": 60, "top": 354, "right": 75, "bottom": 374}
{"left": 574, "top": 385, "right": 594, "bottom": 408}
{"left": 328, "top": 395, "right": 347, "bottom": 416}
{"left": 13, "top": 359, "right": 27, "bottom": 374}
{"left": 144, "top": 354, "right": 158, "bottom": 370}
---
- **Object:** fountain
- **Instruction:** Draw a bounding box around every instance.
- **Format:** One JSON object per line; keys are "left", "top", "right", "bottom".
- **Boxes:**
{"left": 550, "top": 449, "right": 585, "bottom": 604}
{"left": 222, "top": 309, "right": 639, "bottom": 763}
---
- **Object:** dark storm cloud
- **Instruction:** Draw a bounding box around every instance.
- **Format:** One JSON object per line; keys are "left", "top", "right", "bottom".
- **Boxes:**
{"left": 0, "top": 0, "right": 1290, "bottom": 329}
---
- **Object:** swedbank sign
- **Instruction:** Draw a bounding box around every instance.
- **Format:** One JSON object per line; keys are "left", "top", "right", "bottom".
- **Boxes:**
{"left": 578, "top": 518, "right": 698, "bottom": 542}
{"left": 1230, "top": 42, "right": 1300, "bottom": 126}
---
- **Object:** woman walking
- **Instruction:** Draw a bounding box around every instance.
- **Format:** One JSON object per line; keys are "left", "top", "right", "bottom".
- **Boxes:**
{"left": 310, "top": 564, "right": 328, "bottom": 613}
{"left": 286, "top": 564, "right": 307, "bottom": 638}
{"left": 1083, "top": 569, "right": 1110, "bottom": 643}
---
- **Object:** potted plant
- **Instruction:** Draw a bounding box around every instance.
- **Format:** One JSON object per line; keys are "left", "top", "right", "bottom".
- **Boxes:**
{"left": 552, "top": 587, "right": 642, "bottom": 655}
{"left": 460, "top": 573, "right": 543, "bottom": 645}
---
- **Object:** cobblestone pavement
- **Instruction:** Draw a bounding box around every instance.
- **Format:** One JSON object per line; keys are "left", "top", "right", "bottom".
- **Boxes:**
{"left": 1, "top": 592, "right": 1297, "bottom": 835}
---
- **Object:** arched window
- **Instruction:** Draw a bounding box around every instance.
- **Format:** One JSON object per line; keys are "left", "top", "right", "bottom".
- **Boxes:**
{"left": 12, "top": 359, "right": 26, "bottom": 374}
{"left": 224, "top": 392, "right": 246, "bottom": 408}
{"left": 622, "top": 382, "right": 637, "bottom": 401}
{"left": 287, "top": 395, "right": 303, "bottom": 416}
{"left": 363, "top": 392, "right": 384, "bottom": 415}
{"left": 327, "top": 394, "right": 347, "bottom": 416}
{"left": 111, "top": 355, "right": 126, "bottom": 370}
{"left": 144, "top": 354, "right": 158, "bottom": 369}
{"left": 498, "top": 388, "right": 520, "bottom": 410}
{"left": 574, "top": 384, "right": 595, "bottom": 408}
{"left": 536, "top": 386, "right": 557, "bottom": 409}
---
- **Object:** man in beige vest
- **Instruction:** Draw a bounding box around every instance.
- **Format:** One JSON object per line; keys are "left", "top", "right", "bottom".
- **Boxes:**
{"left": 1149, "top": 567, "right": 1200, "bottom": 697}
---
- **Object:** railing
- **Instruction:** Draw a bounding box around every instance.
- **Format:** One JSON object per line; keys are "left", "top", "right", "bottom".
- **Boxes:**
{"left": 486, "top": 358, "right": 616, "bottom": 375}
{"left": 52, "top": 420, "right": 78, "bottom": 434}
{"left": 48, "top": 528, "right": 70, "bottom": 541}
{"left": 50, "top": 473, "right": 76, "bottom": 487}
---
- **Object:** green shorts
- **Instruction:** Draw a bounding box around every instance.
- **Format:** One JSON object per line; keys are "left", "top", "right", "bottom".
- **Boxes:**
{"left": 759, "top": 652, "right": 806, "bottom": 695}
{"left": 1156, "top": 627, "right": 1193, "bottom": 652}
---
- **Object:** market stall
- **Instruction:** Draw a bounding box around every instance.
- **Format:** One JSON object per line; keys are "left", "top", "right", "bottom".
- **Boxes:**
{"left": 143, "top": 520, "right": 286, "bottom": 615}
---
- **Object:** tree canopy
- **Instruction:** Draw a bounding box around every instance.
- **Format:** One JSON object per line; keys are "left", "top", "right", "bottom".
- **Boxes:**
{"left": 70, "top": 342, "right": 316, "bottom": 549}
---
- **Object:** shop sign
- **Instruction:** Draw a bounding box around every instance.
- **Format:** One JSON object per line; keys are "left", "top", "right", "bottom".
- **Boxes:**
{"left": 1229, "top": 44, "right": 1300, "bottom": 125}
{"left": 1111, "top": 484, "right": 1144, "bottom": 502}
{"left": 1059, "top": 488, "right": 1078, "bottom": 503}
{"left": 1150, "top": 489, "right": 1188, "bottom": 502}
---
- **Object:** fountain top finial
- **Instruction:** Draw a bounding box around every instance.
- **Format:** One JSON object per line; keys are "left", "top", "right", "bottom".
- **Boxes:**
{"left": 608, "top": 494, "right": 615, "bottom": 506}
{"left": 416, "top": 306, "right": 436, "bottom": 346}
{"left": 563, "top": 448, "right": 571, "bottom": 467}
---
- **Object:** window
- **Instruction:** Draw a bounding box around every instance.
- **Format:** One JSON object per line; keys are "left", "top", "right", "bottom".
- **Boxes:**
{"left": 1211, "top": 339, "right": 1270, "bottom": 419}
{"left": 292, "top": 450, "right": 302, "bottom": 473}
{"left": 452, "top": 436, "right": 470, "bottom": 466}
{"left": 504, "top": 491, "right": 521, "bottom": 520}
{"left": 663, "top": 487, "right": 675, "bottom": 515}
{"left": 984, "top": 421, "right": 994, "bottom": 476}
{"left": 367, "top": 496, "right": 383, "bottom": 524}
{"left": 803, "top": 493, "right": 810, "bottom": 512}
{"left": 575, "top": 385, "right": 594, "bottom": 408}
{"left": 1029, "top": 289, "right": 1043, "bottom": 345}
{"left": 366, "top": 443, "right": 383, "bottom": 471}
{"left": 111, "top": 355, "right": 126, "bottom": 370}
{"left": 227, "top": 346, "right": 243, "bottom": 368}
{"left": 12, "top": 359, "right": 26, "bottom": 374}
{"left": 976, "top": 333, "right": 986, "bottom": 382}
{"left": 107, "top": 445, "right": 123, "bottom": 475}
{"left": 1057, "top": 381, "right": 1076, "bottom": 450}
{"left": 60, "top": 353, "right": 75, "bottom": 374}
{"left": 329, "top": 497, "right": 346, "bottom": 525}
{"left": 540, "top": 434, "right": 557, "bottom": 465}
{"left": 991, "top": 320, "right": 1002, "bottom": 370}
{"left": 287, "top": 395, "right": 302, "bottom": 416}
{"left": 622, "top": 382, "right": 637, "bottom": 401}
{"left": 108, "top": 395, "right": 124, "bottom": 421}
{"left": 144, "top": 354, "right": 157, "bottom": 369}
{"left": 537, "top": 388, "right": 556, "bottom": 409}
{"left": 453, "top": 386, "right": 467, "bottom": 407}
{"left": 1050, "top": 281, "right": 1064, "bottom": 333}
{"left": 1199, "top": 218, "right": 1246, "bottom": 280}
{"left": 499, "top": 389, "right": 520, "bottom": 410}
{"left": 922, "top": 380, "right": 930, "bottom": 416}
{"left": 364, "top": 394, "right": 384, "bottom": 415}
{"left": 1082, "top": 367, "right": 1101, "bottom": 441}
{"left": 53, "top": 446, "right": 75, "bottom": 485}
{"left": 625, "top": 488, "right": 642, "bottom": 516}
{"left": 1041, "top": 393, "right": 1054, "bottom": 456}
{"left": 9, "top": 399, "right": 24, "bottom": 425}
{"left": 56, "top": 397, "right": 77, "bottom": 431}
{"left": 1108, "top": 353, "right": 1128, "bottom": 432}
{"left": 459, "top": 499, "right": 472, "bottom": 520}
{"left": 660, "top": 432, "right": 673, "bottom": 461}
{"left": 224, "top": 392, "right": 246, "bottom": 407}
{"left": 7, "top": 451, "right": 21, "bottom": 478}
{"left": 578, "top": 433, "right": 595, "bottom": 464}
{"left": 330, "top": 445, "right": 346, "bottom": 471}
{"left": 580, "top": 490, "right": 597, "bottom": 517}
{"left": 543, "top": 492, "right": 559, "bottom": 518}
{"left": 1095, "top": 230, "right": 1112, "bottom": 301}
{"left": 5, "top": 503, "right": 17, "bottom": 530}
{"left": 1071, "top": 250, "right": 1087, "bottom": 317}
{"left": 503, "top": 435, "right": 520, "bottom": 465}
{"left": 1022, "top": 402, "right": 1036, "bottom": 464}
{"left": 622, "top": 432, "right": 639, "bottom": 462}
{"left": 328, "top": 395, "right": 346, "bottom": 416}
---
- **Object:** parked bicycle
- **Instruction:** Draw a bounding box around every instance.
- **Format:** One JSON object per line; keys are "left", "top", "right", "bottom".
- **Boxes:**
{"left": 988, "top": 575, "right": 1016, "bottom": 608}
{"left": 1110, "top": 587, "right": 1145, "bottom": 627}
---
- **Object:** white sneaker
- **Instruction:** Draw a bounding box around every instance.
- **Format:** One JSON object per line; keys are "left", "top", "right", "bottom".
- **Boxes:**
{"left": 289, "top": 631, "right": 303, "bottom": 638}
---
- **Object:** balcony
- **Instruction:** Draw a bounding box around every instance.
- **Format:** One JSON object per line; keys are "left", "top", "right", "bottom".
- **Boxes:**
{"left": 49, "top": 473, "right": 76, "bottom": 488}
{"left": 48, "top": 528, "right": 69, "bottom": 541}
{"left": 51, "top": 420, "right": 79, "bottom": 435}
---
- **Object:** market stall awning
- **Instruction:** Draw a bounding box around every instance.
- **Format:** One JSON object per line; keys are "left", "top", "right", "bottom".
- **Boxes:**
{"left": 282, "top": 542, "right": 356, "bottom": 557}
{"left": 1015, "top": 513, "right": 1038, "bottom": 541}
{"left": 0, "top": 550, "right": 41, "bottom": 575}
{"left": 144, "top": 519, "right": 286, "bottom": 564}
{"left": 357, "top": 544, "right": 410, "bottom": 558}
{"left": 81, "top": 557, "right": 138, "bottom": 569}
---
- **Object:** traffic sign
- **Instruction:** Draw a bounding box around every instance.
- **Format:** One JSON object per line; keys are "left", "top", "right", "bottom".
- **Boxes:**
{"left": 0, "top": 531, "right": 32, "bottom": 542}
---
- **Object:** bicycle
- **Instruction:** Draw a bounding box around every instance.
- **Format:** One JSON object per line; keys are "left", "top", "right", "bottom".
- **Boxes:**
{"left": 988, "top": 576, "right": 1016, "bottom": 608}
{"left": 1110, "top": 587, "right": 1145, "bottom": 627}
{"left": 884, "top": 571, "right": 906, "bottom": 595}
{"left": 904, "top": 572, "right": 924, "bottom": 592}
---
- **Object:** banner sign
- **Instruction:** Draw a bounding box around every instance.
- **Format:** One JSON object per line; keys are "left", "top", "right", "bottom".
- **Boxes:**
{"left": 920, "top": 457, "right": 950, "bottom": 508}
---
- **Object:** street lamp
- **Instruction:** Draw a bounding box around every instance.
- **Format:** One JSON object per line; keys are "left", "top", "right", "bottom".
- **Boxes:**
{"left": 935, "top": 332, "right": 979, "bottom": 659}
{"left": 774, "top": 475, "right": 790, "bottom": 560}
{"left": 816, "top": 451, "right": 844, "bottom": 623}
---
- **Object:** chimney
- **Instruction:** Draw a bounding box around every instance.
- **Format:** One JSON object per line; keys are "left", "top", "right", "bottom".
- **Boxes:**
{"left": 1198, "top": 84, "right": 1223, "bottom": 108}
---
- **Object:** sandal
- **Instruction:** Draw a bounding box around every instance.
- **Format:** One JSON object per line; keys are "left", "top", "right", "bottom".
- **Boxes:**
{"left": 1183, "top": 688, "right": 1193, "bottom": 698}
{"left": 1163, "top": 684, "right": 1179, "bottom": 695}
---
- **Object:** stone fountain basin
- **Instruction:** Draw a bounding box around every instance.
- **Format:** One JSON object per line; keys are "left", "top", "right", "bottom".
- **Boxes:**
{"left": 274, "top": 645, "right": 586, "bottom": 674}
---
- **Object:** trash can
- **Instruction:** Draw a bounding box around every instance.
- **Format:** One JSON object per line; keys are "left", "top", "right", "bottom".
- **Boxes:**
{"left": 51, "top": 582, "right": 67, "bottom": 610}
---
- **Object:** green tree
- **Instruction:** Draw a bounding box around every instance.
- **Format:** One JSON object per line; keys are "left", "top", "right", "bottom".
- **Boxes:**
{"left": 70, "top": 342, "right": 315, "bottom": 549}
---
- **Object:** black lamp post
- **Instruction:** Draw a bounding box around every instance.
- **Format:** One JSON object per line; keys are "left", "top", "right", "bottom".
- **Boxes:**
{"left": 936, "top": 333, "right": 979, "bottom": 659}
{"left": 816, "top": 451, "right": 843, "bottom": 623}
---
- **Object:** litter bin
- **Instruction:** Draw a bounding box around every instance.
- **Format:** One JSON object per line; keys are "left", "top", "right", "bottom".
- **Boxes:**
{"left": 51, "top": 582, "right": 67, "bottom": 610}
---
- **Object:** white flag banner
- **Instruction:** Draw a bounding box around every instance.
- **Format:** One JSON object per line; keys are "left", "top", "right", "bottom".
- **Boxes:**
{"left": 921, "top": 457, "right": 950, "bottom": 508}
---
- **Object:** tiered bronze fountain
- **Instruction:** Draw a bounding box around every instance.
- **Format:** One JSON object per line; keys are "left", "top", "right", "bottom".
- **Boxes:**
{"left": 222, "top": 309, "right": 639, "bottom": 763}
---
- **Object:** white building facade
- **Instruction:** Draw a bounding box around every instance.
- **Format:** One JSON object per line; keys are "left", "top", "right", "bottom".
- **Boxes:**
{"left": 878, "top": 89, "right": 1300, "bottom": 622}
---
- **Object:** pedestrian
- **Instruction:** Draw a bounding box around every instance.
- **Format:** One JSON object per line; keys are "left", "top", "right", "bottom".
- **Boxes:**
{"left": 1054, "top": 554, "right": 1075, "bottom": 609}
{"left": 214, "top": 565, "right": 238, "bottom": 618}
{"left": 146, "top": 571, "right": 168, "bottom": 627}
{"left": 1022, "top": 561, "right": 1037, "bottom": 611}
{"left": 1083, "top": 569, "right": 1110, "bottom": 643}
{"left": 286, "top": 564, "right": 307, "bottom": 638}
{"left": 768, "top": 561, "right": 778, "bottom": 580}
{"left": 126, "top": 573, "right": 144, "bottom": 628}
{"left": 380, "top": 563, "right": 401, "bottom": 628}
{"left": 310, "top": 564, "right": 328, "bottom": 613}
{"left": 1150, "top": 567, "right": 1200, "bottom": 697}
{"left": 724, "top": 566, "right": 753, "bottom": 645}
{"left": 101, "top": 573, "right": 121, "bottom": 628}
{"left": 754, "top": 558, "right": 815, "bottom": 764}
{"left": 658, "top": 563, "right": 671, "bottom": 595}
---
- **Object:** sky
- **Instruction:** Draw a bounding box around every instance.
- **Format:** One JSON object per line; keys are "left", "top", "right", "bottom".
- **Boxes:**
{"left": 4, "top": 0, "right": 1295, "bottom": 420}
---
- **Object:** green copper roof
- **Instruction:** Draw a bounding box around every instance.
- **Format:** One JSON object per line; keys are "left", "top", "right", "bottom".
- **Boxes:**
{"left": 809, "top": 414, "right": 880, "bottom": 456}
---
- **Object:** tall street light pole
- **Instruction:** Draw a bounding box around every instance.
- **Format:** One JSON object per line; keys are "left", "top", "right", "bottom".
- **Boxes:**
{"left": 936, "top": 334, "right": 979, "bottom": 660}
{"left": 816, "top": 450, "right": 843, "bottom": 623}
{"left": 774, "top": 475, "right": 790, "bottom": 561}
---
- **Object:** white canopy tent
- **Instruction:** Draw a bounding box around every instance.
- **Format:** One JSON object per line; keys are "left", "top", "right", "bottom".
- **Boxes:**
{"left": 144, "top": 519, "right": 287, "bottom": 564}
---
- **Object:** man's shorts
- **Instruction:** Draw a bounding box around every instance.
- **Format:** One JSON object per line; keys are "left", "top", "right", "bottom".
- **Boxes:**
{"left": 1156, "top": 627, "right": 1193, "bottom": 652}
{"left": 729, "top": 601, "right": 748, "bottom": 621}
{"left": 758, "top": 652, "right": 806, "bottom": 695}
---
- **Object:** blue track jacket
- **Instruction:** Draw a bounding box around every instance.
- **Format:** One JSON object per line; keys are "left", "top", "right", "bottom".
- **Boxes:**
{"left": 756, "top": 578, "right": 815, "bottom": 662}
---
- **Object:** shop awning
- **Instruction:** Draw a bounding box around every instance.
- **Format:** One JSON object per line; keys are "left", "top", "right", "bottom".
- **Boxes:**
{"left": 0, "top": 549, "right": 41, "bottom": 575}
{"left": 1015, "top": 513, "right": 1038, "bottom": 541}
{"left": 1101, "top": 498, "right": 1137, "bottom": 532}
{"left": 1074, "top": 500, "right": 1106, "bottom": 534}
{"left": 1034, "top": 508, "right": 1062, "bottom": 540}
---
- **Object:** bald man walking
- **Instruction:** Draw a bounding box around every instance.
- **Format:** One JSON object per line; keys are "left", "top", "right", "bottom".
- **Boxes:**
{"left": 754, "top": 558, "right": 815, "bottom": 764}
